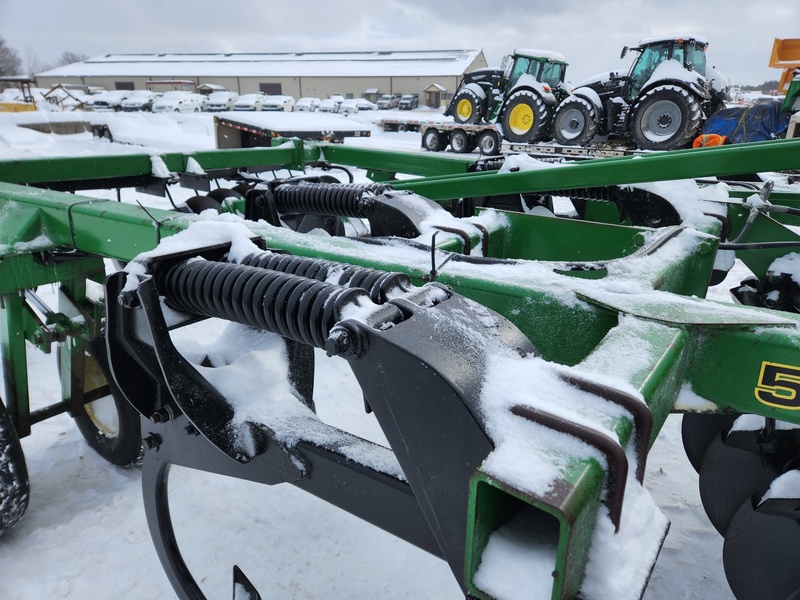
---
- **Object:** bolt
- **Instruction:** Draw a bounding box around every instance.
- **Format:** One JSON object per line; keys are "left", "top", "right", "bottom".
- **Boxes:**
{"left": 118, "top": 290, "right": 140, "bottom": 309}
{"left": 143, "top": 434, "right": 161, "bottom": 451}
{"left": 325, "top": 327, "right": 351, "bottom": 357}
{"left": 150, "top": 406, "right": 174, "bottom": 424}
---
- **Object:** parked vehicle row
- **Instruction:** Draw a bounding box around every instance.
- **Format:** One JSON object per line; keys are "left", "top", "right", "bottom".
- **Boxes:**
{"left": 73, "top": 89, "right": 425, "bottom": 114}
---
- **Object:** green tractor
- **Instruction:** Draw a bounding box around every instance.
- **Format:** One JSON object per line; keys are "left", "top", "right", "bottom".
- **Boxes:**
{"left": 444, "top": 49, "right": 571, "bottom": 143}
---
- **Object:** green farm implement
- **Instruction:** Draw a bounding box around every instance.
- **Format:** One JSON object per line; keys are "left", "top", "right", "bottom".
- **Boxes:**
{"left": 2, "top": 138, "right": 800, "bottom": 599}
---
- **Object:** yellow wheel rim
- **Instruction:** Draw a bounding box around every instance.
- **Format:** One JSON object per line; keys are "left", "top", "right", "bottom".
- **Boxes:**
{"left": 456, "top": 98, "right": 473, "bottom": 120}
{"left": 508, "top": 104, "right": 534, "bottom": 135}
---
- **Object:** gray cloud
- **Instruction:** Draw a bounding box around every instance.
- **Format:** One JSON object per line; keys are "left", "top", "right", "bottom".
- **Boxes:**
{"left": 1, "top": 0, "right": 796, "bottom": 85}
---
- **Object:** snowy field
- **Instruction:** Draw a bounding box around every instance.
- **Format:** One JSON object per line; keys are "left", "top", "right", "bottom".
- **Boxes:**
{"left": 0, "top": 108, "right": 762, "bottom": 600}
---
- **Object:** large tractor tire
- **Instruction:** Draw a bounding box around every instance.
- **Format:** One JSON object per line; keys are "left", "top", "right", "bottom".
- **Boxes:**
{"left": 631, "top": 85, "right": 702, "bottom": 151}
{"left": 500, "top": 90, "right": 548, "bottom": 143}
{"left": 451, "top": 87, "right": 485, "bottom": 124}
{"left": 0, "top": 397, "right": 29, "bottom": 538}
{"left": 552, "top": 96, "right": 598, "bottom": 146}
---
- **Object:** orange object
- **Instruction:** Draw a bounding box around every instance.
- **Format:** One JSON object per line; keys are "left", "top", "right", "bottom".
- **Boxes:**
{"left": 693, "top": 134, "right": 728, "bottom": 147}
{"left": 769, "top": 38, "right": 800, "bottom": 93}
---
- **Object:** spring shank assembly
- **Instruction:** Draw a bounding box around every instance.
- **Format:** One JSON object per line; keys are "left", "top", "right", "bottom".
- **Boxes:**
{"left": 103, "top": 243, "right": 645, "bottom": 600}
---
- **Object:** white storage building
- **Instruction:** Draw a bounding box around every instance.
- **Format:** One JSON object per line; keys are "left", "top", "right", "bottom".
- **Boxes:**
{"left": 35, "top": 49, "right": 488, "bottom": 108}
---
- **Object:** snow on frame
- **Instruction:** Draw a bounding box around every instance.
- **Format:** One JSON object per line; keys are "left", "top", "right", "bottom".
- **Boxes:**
{"left": 3, "top": 109, "right": 790, "bottom": 600}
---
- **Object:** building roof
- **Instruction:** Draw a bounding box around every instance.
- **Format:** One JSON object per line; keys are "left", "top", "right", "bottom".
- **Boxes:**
{"left": 39, "top": 49, "right": 485, "bottom": 79}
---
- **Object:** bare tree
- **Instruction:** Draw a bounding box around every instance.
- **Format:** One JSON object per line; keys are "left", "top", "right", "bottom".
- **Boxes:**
{"left": 0, "top": 37, "right": 23, "bottom": 77}
{"left": 57, "top": 51, "right": 88, "bottom": 67}
{"left": 22, "top": 46, "right": 52, "bottom": 76}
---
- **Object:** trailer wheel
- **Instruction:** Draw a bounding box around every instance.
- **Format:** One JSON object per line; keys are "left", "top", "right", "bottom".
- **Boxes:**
{"left": 0, "top": 396, "right": 29, "bottom": 538}
{"left": 449, "top": 129, "right": 475, "bottom": 154}
{"left": 70, "top": 339, "right": 144, "bottom": 467}
{"left": 451, "top": 88, "right": 484, "bottom": 124}
{"left": 631, "top": 85, "right": 702, "bottom": 151}
{"left": 552, "top": 96, "right": 598, "bottom": 146}
{"left": 477, "top": 130, "right": 501, "bottom": 156}
{"left": 501, "top": 90, "right": 548, "bottom": 143}
{"left": 422, "top": 127, "right": 448, "bottom": 152}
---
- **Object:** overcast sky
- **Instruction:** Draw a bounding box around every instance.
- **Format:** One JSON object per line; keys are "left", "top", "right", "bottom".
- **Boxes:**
{"left": 2, "top": 0, "right": 797, "bottom": 87}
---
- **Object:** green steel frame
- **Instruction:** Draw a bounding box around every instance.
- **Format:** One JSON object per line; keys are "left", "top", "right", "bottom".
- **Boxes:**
{"left": 2, "top": 139, "right": 800, "bottom": 599}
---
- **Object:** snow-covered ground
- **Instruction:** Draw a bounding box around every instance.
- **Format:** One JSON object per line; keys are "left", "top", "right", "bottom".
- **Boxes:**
{"left": 0, "top": 109, "right": 760, "bottom": 599}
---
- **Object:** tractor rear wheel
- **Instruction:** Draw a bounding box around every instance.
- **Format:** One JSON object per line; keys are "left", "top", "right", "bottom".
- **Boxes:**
{"left": 0, "top": 397, "right": 29, "bottom": 538}
{"left": 552, "top": 96, "right": 598, "bottom": 146}
{"left": 631, "top": 85, "right": 702, "bottom": 150}
{"left": 451, "top": 88, "right": 484, "bottom": 124}
{"left": 501, "top": 90, "right": 548, "bottom": 143}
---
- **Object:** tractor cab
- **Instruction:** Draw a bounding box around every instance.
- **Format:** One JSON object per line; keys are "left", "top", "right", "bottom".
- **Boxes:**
{"left": 503, "top": 51, "right": 568, "bottom": 93}
{"left": 624, "top": 37, "right": 709, "bottom": 101}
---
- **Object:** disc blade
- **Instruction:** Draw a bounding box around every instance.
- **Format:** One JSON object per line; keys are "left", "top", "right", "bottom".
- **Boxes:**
{"left": 681, "top": 413, "right": 738, "bottom": 473}
{"left": 723, "top": 502, "right": 800, "bottom": 600}
{"left": 698, "top": 430, "right": 781, "bottom": 535}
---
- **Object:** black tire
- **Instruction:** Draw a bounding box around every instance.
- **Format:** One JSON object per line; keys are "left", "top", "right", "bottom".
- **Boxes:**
{"left": 71, "top": 338, "right": 143, "bottom": 467}
{"left": 422, "top": 127, "right": 448, "bottom": 152}
{"left": 449, "top": 129, "right": 475, "bottom": 153}
{"left": 397, "top": 123, "right": 408, "bottom": 132}
{"left": 476, "top": 130, "right": 501, "bottom": 156}
{"left": 0, "top": 397, "right": 29, "bottom": 537}
{"left": 500, "top": 90, "right": 548, "bottom": 143}
{"left": 631, "top": 85, "right": 702, "bottom": 151}
{"left": 552, "top": 96, "right": 598, "bottom": 146}
{"left": 451, "top": 88, "right": 484, "bottom": 124}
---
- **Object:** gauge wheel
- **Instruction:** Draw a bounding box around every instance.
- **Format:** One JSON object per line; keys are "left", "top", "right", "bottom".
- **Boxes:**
{"left": 0, "top": 397, "right": 29, "bottom": 538}
{"left": 451, "top": 88, "right": 484, "bottom": 124}
{"left": 422, "top": 127, "right": 448, "bottom": 152}
{"left": 501, "top": 90, "right": 548, "bottom": 143}
{"left": 631, "top": 85, "right": 702, "bottom": 151}
{"left": 552, "top": 96, "right": 598, "bottom": 146}
{"left": 70, "top": 338, "right": 143, "bottom": 467}
{"left": 449, "top": 129, "right": 475, "bottom": 153}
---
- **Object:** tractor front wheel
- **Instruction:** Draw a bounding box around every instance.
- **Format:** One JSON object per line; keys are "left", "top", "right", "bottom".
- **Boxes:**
{"left": 451, "top": 88, "right": 484, "bottom": 125}
{"left": 631, "top": 85, "right": 702, "bottom": 151}
{"left": 501, "top": 90, "right": 548, "bottom": 143}
{"left": 552, "top": 96, "right": 598, "bottom": 146}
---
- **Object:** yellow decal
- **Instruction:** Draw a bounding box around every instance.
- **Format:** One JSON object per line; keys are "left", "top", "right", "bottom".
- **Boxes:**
{"left": 755, "top": 361, "right": 800, "bottom": 410}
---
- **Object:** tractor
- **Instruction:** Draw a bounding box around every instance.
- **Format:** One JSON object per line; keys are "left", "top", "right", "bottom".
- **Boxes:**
{"left": 551, "top": 35, "right": 730, "bottom": 150}
{"left": 444, "top": 49, "right": 571, "bottom": 143}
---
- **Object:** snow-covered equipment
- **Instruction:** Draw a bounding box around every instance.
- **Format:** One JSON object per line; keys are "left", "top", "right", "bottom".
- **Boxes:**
{"left": 443, "top": 49, "right": 571, "bottom": 144}
{"left": 552, "top": 35, "right": 730, "bottom": 150}
{"left": 2, "top": 138, "right": 800, "bottom": 599}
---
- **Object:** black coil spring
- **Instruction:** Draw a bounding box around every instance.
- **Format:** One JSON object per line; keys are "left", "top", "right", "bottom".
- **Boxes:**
{"left": 157, "top": 259, "right": 368, "bottom": 349}
{"left": 239, "top": 251, "right": 411, "bottom": 304}
{"left": 271, "top": 182, "right": 393, "bottom": 218}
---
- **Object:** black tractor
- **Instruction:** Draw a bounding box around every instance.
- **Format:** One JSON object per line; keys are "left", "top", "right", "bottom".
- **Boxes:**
{"left": 551, "top": 36, "right": 730, "bottom": 150}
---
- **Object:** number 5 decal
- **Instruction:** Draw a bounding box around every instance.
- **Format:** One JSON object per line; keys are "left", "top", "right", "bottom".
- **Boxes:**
{"left": 755, "top": 361, "right": 800, "bottom": 410}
